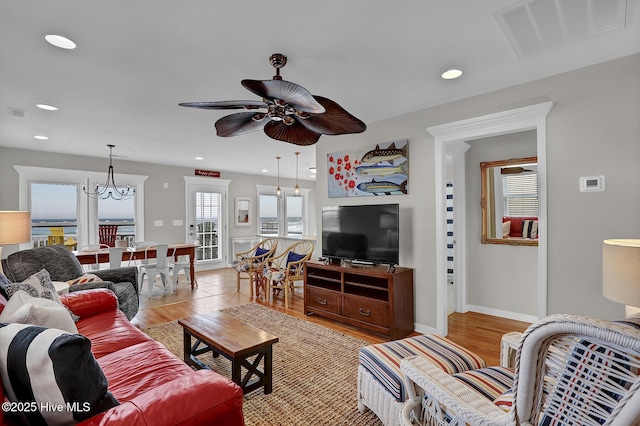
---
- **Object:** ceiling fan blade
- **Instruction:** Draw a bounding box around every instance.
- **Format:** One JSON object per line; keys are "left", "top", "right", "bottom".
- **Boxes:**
{"left": 264, "top": 121, "right": 321, "bottom": 146}
{"left": 296, "top": 96, "right": 366, "bottom": 135}
{"left": 241, "top": 79, "right": 325, "bottom": 114}
{"left": 215, "top": 112, "right": 269, "bottom": 137}
{"left": 179, "top": 100, "right": 267, "bottom": 110}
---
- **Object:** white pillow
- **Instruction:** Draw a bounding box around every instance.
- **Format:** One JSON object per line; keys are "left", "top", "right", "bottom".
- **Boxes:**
{"left": 502, "top": 221, "right": 511, "bottom": 238}
{"left": 0, "top": 290, "right": 78, "bottom": 333}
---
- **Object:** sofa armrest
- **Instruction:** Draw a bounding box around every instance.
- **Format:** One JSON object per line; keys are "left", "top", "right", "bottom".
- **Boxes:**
{"left": 78, "top": 371, "right": 244, "bottom": 426}
{"left": 93, "top": 267, "right": 138, "bottom": 293}
{"left": 60, "top": 289, "right": 118, "bottom": 318}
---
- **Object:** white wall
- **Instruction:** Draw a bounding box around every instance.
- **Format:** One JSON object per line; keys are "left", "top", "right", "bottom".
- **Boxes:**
{"left": 465, "top": 131, "right": 538, "bottom": 317}
{"left": 316, "top": 53, "right": 640, "bottom": 329}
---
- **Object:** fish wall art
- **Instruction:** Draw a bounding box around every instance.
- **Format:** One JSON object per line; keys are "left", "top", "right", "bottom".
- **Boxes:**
{"left": 327, "top": 139, "right": 409, "bottom": 198}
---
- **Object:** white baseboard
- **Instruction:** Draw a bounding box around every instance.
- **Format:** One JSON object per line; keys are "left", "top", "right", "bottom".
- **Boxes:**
{"left": 466, "top": 304, "right": 538, "bottom": 324}
{"left": 413, "top": 322, "right": 438, "bottom": 336}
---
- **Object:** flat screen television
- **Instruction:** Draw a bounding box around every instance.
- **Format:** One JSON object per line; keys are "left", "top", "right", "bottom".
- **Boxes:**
{"left": 322, "top": 203, "right": 399, "bottom": 265}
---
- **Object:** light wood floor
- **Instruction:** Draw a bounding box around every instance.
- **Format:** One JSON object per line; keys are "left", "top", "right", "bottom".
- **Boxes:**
{"left": 131, "top": 268, "right": 530, "bottom": 366}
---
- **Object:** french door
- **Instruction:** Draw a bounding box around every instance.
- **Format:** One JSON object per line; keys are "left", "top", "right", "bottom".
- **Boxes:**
{"left": 185, "top": 177, "right": 230, "bottom": 270}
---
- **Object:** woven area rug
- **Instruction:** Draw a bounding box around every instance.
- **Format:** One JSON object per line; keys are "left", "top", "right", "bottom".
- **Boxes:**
{"left": 142, "top": 303, "right": 383, "bottom": 426}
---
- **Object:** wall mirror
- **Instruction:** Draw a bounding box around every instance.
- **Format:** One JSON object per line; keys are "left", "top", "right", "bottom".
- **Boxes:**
{"left": 235, "top": 197, "right": 251, "bottom": 226}
{"left": 481, "top": 156, "right": 538, "bottom": 246}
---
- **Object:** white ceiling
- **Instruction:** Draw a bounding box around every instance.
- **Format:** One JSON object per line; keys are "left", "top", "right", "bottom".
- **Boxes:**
{"left": 1, "top": 0, "right": 639, "bottom": 181}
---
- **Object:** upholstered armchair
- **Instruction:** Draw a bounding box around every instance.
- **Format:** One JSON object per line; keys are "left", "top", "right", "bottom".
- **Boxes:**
{"left": 1, "top": 245, "right": 139, "bottom": 320}
{"left": 262, "top": 241, "right": 314, "bottom": 308}
{"left": 232, "top": 238, "right": 278, "bottom": 297}
{"left": 400, "top": 314, "right": 640, "bottom": 426}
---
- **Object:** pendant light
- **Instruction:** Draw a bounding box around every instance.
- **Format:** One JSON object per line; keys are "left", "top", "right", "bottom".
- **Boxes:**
{"left": 83, "top": 144, "right": 135, "bottom": 200}
{"left": 276, "top": 156, "right": 282, "bottom": 199}
{"left": 293, "top": 152, "right": 301, "bottom": 197}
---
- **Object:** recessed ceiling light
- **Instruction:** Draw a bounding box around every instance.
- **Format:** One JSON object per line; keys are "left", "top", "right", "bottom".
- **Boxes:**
{"left": 309, "top": 166, "right": 317, "bottom": 174}
{"left": 442, "top": 69, "right": 463, "bottom": 80}
{"left": 45, "top": 34, "right": 77, "bottom": 50}
{"left": 36, "top": 104, "right": 59, "bottom": 111}
{"left": 34, "top": 135, "right": 49, "bottom": 140}
{"left": 262, "top": 169, "right": 269, "bottom": 173}
{"left": 194, "top": 156, "right": 203, "bottom": 160}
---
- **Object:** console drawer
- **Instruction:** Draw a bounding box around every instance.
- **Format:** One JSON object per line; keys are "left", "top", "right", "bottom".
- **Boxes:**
{"left": 343, "top": 294, "right": 389, "bottom": 328}
{"left": 307, "top": 287, "right": 342, "bottom": 315}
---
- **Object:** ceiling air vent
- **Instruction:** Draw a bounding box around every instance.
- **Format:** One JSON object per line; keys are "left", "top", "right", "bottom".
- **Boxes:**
{"left": 8, "top": 107, "right": 28, "bottom": 118}
{"left": 494, "top": 0, "right": 629, "bottom": 58}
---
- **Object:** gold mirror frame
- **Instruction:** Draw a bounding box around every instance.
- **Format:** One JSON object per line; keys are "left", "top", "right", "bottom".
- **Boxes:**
{"left": 481, "top": 156, "right": 538, "bottom": 246}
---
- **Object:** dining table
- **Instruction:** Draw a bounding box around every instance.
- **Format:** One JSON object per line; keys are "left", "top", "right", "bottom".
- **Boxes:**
{"left": 74, "top": 243, "right": 198, "bottom": 288}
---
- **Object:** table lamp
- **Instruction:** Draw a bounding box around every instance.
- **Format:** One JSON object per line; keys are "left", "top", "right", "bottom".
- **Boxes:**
{"left": 0, "top": 211, "right": 31, "bottom": 275}
{"left": 603, "top": 239, "right": 640, "bottom": 317}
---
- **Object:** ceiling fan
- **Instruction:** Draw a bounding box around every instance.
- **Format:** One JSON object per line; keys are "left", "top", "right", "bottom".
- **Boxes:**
{"left": 179, "top": 53, "right": 366, "bottom": 146}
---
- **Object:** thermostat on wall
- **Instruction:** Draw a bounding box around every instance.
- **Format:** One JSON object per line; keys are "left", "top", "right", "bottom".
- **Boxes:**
{"left": 580, "top": 175, "right": 605, "bottom": 192}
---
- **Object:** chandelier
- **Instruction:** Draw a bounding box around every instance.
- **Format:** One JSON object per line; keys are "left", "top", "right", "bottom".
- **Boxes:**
{"left": 83, "top": 144, "right": 135, "bottom": 200}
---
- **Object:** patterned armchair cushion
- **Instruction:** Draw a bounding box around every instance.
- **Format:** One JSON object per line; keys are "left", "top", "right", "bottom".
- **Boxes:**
{"left": 452, "top": 366, "right": 514, "bottom": 401}
{"left": 263, "top": 267, "right": 287, "bottom": 283}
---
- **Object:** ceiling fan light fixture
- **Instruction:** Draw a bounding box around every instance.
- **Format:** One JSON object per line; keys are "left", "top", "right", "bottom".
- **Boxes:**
{"left": 442, "top": 69, "right": 463, "bottom": 80}
{"left": 179, "top": 53, "right": 366, "bottom": 146}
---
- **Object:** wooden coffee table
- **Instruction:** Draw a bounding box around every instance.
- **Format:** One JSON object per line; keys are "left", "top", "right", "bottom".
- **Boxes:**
{"left": 178, "top": 311, "right": 279, "bottom": 394}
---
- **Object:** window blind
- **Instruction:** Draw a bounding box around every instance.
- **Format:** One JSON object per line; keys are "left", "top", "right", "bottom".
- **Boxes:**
{"left": 503, "top": 173, "right": 539, "bottom": 216}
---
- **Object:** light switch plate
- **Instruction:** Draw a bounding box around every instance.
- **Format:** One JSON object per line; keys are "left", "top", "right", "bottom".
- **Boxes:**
{"left": 173, "top": 219, "right": 183, "bottom": 226}
{"left": 154, "top": 220, "right": 164, "bottom": 226}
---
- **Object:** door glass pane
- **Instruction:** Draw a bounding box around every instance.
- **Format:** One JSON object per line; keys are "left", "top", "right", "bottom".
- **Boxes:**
{"left": 98, "top": 191, "right": 136, "bottom": 247}
{"left": 286, "top": 195, "right": 303, "bottom": 236}
{"left": 258, "top": 194, "right": 278, "bottom": 235}
{"left": 195, "top": 191, "right": 220, "bottom": 261}
{"left": 30, "top": 183, "right": 77, "bottom": 248}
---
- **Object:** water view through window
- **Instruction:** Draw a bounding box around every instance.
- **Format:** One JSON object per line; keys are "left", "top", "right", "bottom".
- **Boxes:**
{"left": 30, "top": 182, "right": 135, "bottom": 246}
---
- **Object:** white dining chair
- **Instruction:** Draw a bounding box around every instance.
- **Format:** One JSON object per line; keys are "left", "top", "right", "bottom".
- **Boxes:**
{"left": 138, "top": 243, "right": 172, "bottom": 298}
{"left": 77, "top": 244, "right": 110, "bottom": 271}
{"left": 169, "top": 247, "right": 191, "bottom": 289}
{"left": 108, "top": 247, "right": 124, "bottom": 269}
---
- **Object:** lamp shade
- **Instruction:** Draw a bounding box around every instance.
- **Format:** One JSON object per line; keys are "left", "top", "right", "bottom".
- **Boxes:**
{"left": 603, "top": 239, "right": 640, "bottom": 309}
{"left": 0, "top": 211, "right": 31, "bottom": 245}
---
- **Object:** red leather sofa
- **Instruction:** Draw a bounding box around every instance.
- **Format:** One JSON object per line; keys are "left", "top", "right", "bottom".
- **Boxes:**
{"left": 0, "top": 289, "right": 245, "bottom": 426}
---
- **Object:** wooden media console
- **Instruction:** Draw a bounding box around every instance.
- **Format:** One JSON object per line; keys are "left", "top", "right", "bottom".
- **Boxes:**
{"left": 303, "top": 261, "right": 414, "bottom": 340}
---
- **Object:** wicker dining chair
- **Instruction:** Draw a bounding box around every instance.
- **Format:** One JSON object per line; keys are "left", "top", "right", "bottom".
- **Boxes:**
{"left": 400, "top": 314, "right": 640, "bottom": 426}
{"left": 232, "top": 238, "right": 278, "bottom": 298}
{"left": 262, "top": 241, "right": 314, "bottom": 309}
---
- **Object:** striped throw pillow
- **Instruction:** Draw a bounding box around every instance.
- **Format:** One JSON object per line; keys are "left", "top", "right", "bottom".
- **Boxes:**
{"left": 522, "top": 220, "right": 538, "bottom": 239}
{"left": 0, "top": 323, "right": 119, "bottom": 425}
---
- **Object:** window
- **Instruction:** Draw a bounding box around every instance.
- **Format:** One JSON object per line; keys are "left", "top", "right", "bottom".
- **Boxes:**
{"left": 258, "top": 194, "right": 279, "bottom": 235}
{"left": 195, "top": 191, "right": 221, "bottom": 261}
{"left": 503, "top": 173, "right": 538, "bottom": 217}
{"left": 286, "top": 195, "right": 303, "bottom": 235}
{"left": 98, "top": 192, "right": 136, "bottom": 246}
{"left": 256, "top": 185, "right": 310, "bottom": 237}
{"left": 30, "top": 183, "right": 78, "bottom": 247}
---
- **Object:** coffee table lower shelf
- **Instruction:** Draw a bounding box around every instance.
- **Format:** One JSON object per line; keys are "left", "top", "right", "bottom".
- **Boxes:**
{"left": 178, "top": 312, "right": 279, "bottom": 395}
